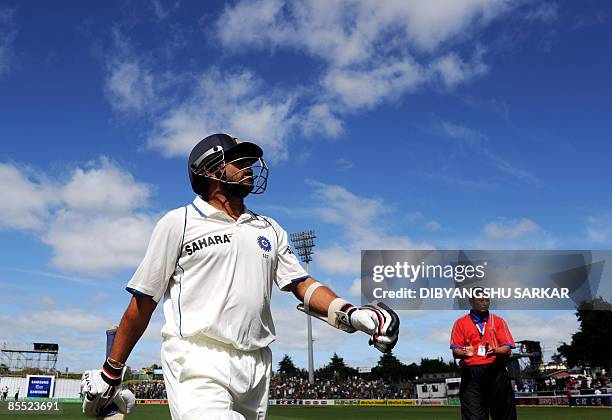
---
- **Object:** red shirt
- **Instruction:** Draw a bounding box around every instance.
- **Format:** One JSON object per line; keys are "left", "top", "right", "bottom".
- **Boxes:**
{"left": 450, "top": 311, "right": 515, "bottom": 366}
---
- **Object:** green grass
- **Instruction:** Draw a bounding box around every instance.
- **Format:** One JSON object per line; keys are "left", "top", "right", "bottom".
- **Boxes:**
{"left": 19, "top": 404, "right": 612, "bottom": 419}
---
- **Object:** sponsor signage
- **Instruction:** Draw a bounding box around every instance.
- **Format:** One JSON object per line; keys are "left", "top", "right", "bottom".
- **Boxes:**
{"left": 386, "top": 399, "right": 416, "bottom": 406}
{"left": 358, "top": 399, "right": 386, "bottom": 406}
{"left": 572, "top": 396, "right": 612, "bottom": 407}
{"left": 26, "top": 375, "right": 55, "bottom": 398}
{"left": 136, "top": 399, "right": 169, "bottom": 405}
{"left": 516, "top": 396, "right": 568, "bottom": 406}
{"left": 419, "top": 399, "right": 446, "bottom": 406}
{"left": 268, "top": 399, "right": 334, "bottom": 406}
{"left": 335, "top": 399, "right": 360, "bottom": 406}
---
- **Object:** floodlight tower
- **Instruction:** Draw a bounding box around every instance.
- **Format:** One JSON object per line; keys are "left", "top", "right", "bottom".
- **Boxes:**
{"left": 290, "top": 230, "right": 316, "bottom": 384}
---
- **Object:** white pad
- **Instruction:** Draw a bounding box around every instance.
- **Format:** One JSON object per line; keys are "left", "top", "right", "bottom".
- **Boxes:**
{"left": 303, "top": 281, "right": 322, "bottom": 313}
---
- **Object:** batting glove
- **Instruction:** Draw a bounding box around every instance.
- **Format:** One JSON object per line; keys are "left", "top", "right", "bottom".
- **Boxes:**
{"left": 113, "top": 388, "right": 136, "bottom": 415}
{"left": 81, "top": 360, "right": 135, "bottom": 417}
{"left": 337, "top": 301, "right": 400, "bottom": 353}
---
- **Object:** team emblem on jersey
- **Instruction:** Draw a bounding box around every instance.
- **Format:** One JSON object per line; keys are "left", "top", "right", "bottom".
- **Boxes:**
{"left": 257, "top": 235, "right": 272, "bottom": 252}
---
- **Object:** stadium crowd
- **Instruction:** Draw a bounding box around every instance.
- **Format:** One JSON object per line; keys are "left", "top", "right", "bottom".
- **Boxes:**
{"left": 123, "top": 375, "right": 611, "bottom": 400}
{"left": 268, "top": 375, "right": 411, "bottom": 400}
{"left": 514, "top": 376, "right": 612, "bottom": 394}
{"left": 124, "top": 376, "right": 410, "bottom": 400}
{"left": 126, "top": 381, "right": 167, "bottom": 399}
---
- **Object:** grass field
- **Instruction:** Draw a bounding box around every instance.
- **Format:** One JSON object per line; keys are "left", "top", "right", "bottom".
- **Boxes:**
{"left": 18, "top": 404, "right": 612, "bottom": 419}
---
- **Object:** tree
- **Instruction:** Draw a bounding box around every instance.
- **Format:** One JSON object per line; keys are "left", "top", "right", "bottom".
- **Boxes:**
{"left": 316, "top": 353, "right": 358, "bottom": 380}
{"left": 420, "top": 358, "right": 460, "bottom": 375}
{"left": 557, "top": 297, "right": 612, "bottom": 371}
{"left": 403, "top": 362, "right": 420, "bottom": 380}
{"left": 550, "top": 352, "right": 565, "bottom": 365}
{"left": 278, "top": 354, "right": 300, "bottom": 377}
{"left": 372, "top": 351, "right": 405, "bottom": 382}
{"left": 371, "top": 353, "right": 460, "bottom": 383}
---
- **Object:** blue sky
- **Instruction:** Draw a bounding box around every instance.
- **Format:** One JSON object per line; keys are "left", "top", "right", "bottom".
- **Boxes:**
{"left": 0, "top": 0, "right": 610, "bottom": 372}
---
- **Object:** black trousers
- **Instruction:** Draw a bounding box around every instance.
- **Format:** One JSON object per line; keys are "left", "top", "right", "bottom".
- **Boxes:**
{"left": 459, "top": 363, "right": 517, "bottom": 420}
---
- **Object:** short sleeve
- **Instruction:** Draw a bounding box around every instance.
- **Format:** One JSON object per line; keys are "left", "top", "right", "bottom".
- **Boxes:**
{"left": 493, "top": 316, "right": 515, "bottom": 348}
{"left": 126, "top": 207, "right": 186, "bottom": 303}
{"left": 450, "top": 319, "right": 464, "bottom": 349}
{"left": 269, "top": 219, "right": 309, "bottom": 291}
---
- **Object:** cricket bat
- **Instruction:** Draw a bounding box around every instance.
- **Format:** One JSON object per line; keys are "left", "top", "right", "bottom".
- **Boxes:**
{"left": 97, "top": 324, "right": 124, "bottom": 420}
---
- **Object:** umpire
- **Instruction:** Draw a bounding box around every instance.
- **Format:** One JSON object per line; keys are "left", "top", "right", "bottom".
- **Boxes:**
{"left": 450, "top": 289, "right": 517, "bottom": 420}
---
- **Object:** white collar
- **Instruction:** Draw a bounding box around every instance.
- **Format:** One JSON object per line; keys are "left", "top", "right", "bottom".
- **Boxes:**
{"left": 192, "top": 195, "right": 256, "bottom": 223}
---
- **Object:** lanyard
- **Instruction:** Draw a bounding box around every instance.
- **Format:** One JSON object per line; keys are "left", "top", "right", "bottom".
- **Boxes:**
{"left": 476, "top": 321, "right": 486, "bottom": 336}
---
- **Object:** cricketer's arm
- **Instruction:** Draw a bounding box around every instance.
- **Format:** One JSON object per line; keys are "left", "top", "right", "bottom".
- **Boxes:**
{"left": 288, "top": 277, "right": 338, "bottom": 315}
{"left": 287, "top": 277, "right": 400, "bottom": 353}
{"left": 107, "top": 295, "right": 158, "bottom": 364}
{"left": 81, "top": 295, "right": 157, "bottom": 418}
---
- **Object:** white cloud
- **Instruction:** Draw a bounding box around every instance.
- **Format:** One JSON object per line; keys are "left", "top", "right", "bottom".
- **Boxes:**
{"left": 405, "top": 211, "right": 425, "bottom": 223}
{"left": 104, "top": 29, "right": 170, "bottom": 115}
{"left": 425, "top": 221, "right": 442, "bottom": 231}
{"left": 475, "top": 217, "right": 556, "bottom": 249}
{"left": 308, "top": 181, "right": 432, "bottom": 276}
{"left": 214, "top": 0, "right": 520, "bottom": 113}
{"left": 106, "top": 60, "right": 156, "bottom": 113}
{"left": 504, "top": 311, "right": 576, "bottom": 352}
{"left": 216, "top": 0, "right": 514, "bottom": 64}
{"left": 151, "top": 0, "right": 180, "bottom": 21}
{"left": 0, "top": 306, "right": 164, "bottom": 371}
{"left": 300, "top": 103, "right": 344, "bottom": 138}
{"left": 0, "top": 8, "right": 17, "bottom": 78}
{"left": 148, "top": 68, "right": 301, "bottom": 162}
{"left": 95, "top": 0, "right": 559, "bottom": 184}
{"left": 428, "top": 47, "right": 489, "bottom": 89}
{"left": 335, "top": 158, "right": 354, "bottom": 172}
{"left": 0, "top": 159, "right": 157, "bottom": 276}
{"left": 101, "top": 1, "right": 546, "bottom": 163}
{"left": 271, "top": 304, "right": 342, "bottom": 351}
{"left": 0, "top": 309, "right": 108, "bottom": 336}
{"left": 484, "top": 218, "right": 540, "bottom": 239}
{"left": 61, "top": 158, "right": 152, "bottom": 213}
{"left": 0, "top": 163, "right": 57, "bottom": 230}
{"left": 322, "top": 57, "right": 424, "bottom": 110}
{"left": 438, "top": 119, "right": 538, "bottom": 183}
{"left": 348, "top": 278, "right": 362, "bottom": 299}
{"left": 43, "top": 211, "right": 155, "bottom": 275}
{"left": 440, "top": 119, "right": 486, "bottom": 145}
{"left": 58, "top": 160, "right": 152, "bottom": 211}
{"left": 586, "top": 215, "right": 612, "bottom": 243}
{"left": 524, "top": 2, "right": 558, "bottom": 24}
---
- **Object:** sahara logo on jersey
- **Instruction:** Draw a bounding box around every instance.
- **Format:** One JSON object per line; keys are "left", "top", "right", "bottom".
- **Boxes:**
{"left": 185, "top": 234, "right": 231, "bottom": 255}
{"left": 257, "top": 235, "right": 272, "bottom": 252}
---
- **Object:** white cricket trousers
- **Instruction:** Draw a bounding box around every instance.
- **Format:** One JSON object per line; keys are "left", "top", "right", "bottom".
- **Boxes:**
{"left": 161, "top": 334, "right": 272, "bottom": 420}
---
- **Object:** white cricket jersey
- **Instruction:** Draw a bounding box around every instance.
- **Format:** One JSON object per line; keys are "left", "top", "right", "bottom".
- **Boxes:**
{"left": 126, "top": 196, "right": 309, "bottom": 351}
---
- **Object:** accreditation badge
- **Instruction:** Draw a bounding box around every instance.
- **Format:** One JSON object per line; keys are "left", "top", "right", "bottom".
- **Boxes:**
{"left": 477, "top": 345, "right": 486, "bottom": 357}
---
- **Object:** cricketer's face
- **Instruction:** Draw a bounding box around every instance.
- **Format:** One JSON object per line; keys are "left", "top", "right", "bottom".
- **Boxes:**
{"left": 224, "top": 158, "right": 256, "bottom": 198}
{"left": 470, "top": 296, "right": 490, "bottom": 312}
{"left": 225, "top": 159, "right": 254, "bottom": 185}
